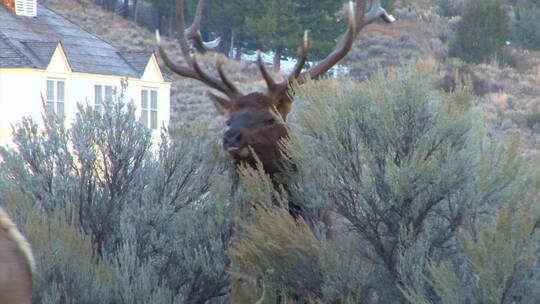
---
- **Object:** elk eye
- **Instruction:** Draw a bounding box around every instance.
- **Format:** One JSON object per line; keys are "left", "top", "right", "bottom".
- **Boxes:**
{"left": 266, "top": 118, "right": 276, "bottom": 125}
{"left": 225, "top": 119, "right": 231, "bottom": 126}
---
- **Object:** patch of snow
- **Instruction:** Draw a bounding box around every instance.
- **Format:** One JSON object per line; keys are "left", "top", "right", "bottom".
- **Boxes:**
{"left": 239, "top": 49, "right": 349, "bottom": 77}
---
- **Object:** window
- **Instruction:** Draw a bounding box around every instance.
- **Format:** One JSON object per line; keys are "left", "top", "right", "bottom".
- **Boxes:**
{"left": 46, "top": 79, "right": 65, "bottom": 119}
{"left": 94, "top": 85, "right": 113, "bottom": 113}
{"left": 141, "top": 89, "right": 158, "bottom": 129}
{"left": 15, "top": 0, "right": 37, "bottom": 17}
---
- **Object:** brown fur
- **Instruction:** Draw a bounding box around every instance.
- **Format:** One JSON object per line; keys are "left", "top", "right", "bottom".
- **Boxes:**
{"left": 158, "top": 0, "right": 394, "bottom": 176}
{"left": 221, "top": 92, "right": 289, "bottom": 175}
{"left": 0, "top": 207, "right": 34, "bottom": 304}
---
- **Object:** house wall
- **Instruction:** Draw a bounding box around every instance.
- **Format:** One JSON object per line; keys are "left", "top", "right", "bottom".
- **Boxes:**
{"left": 0, "top": 68, "right": 171, "bottom": 147}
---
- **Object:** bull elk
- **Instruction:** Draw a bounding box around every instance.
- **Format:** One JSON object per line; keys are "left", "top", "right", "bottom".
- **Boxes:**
{"left": 0, "top": 207, "right": 34, "bottom": 304}
{"left": 157, "top": 0, "right": 394, "bottom": 177}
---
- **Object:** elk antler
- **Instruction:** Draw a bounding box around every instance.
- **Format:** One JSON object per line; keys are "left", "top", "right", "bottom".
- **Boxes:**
{"left": 253, "top": 0, "right": 395, "bottom": 118}
{"left": 156, "top": 0, "right": 394, "bottom": 116}
{"left": 293, "top": 0, "right": 395, "bottom": 83}
{"left": 179, "top": 0, "right": 221, "bottom": 56}
{"left": 156, "top": 0, "right": 240, "bottom": 103}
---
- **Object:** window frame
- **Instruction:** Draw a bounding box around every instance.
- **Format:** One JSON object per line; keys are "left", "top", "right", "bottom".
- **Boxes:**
{"left": 141, "top": 88, "right": 158, "bottom": 130}
{"left": 94, "top": 84, "right": 115, "bottom": 113}
{"left": 46, "top": 78, "right": 65, "bottom": 119}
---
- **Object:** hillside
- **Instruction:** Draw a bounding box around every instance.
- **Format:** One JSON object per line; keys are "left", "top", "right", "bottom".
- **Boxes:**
{"left": 2, "top": 1, "right": 539, "bottom": 301}
{"left": 42, "top": 0, "right": 539, "bottom": 162}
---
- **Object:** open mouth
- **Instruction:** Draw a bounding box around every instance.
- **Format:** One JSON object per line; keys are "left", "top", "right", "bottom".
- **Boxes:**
{"left": 225, "top": 146, "right": 249, "bottom": 157}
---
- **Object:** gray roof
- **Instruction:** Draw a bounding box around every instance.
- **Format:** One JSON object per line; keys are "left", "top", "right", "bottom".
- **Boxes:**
{"left": 118, "top": 51, "right": 154, "bottom": 75}
{"left": 0, "top": 4, "right": 153, "bottom": 78}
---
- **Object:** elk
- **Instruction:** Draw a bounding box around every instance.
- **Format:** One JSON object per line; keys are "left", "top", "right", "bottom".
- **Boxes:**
{"left": 156, "top": 0, "right": 394, "bottom": 177}
{"left": 0, "top": 207, "right": 34, "bottom": 304}
{"left": 157, "top": 2, "right": 394, "bottom": 301}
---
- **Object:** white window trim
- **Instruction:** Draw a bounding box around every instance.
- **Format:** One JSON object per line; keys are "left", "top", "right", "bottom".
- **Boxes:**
{"left": 141, "top": 88, "right": 158, "bottom": 130}
{"left": 15, "top": 0, "right": 37, "bottom": 17}
{"left": 46, "top": 79, "right": 65, "bottom": 119}
{"left": 94, "top": 84, "right": 115, "bottom": 113}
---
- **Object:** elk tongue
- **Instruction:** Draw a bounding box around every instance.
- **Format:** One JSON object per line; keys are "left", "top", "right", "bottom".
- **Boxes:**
{"left": 227, "top": 146, "right": 240, "bottom": 152}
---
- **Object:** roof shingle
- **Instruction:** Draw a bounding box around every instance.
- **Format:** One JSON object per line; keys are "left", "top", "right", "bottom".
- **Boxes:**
{"left": 0, "top": 4, "right": 152, "bottom": 77}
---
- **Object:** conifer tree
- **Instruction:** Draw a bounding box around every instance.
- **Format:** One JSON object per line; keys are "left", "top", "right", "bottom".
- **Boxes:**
{"left": 448, "top": 0, "right": 509, "bottom": 64}
{"left": 206, "top": 0, "right": 343, "bottom": 71}
{"left": 512, "top": 0, "right": 540, "bottom": 51}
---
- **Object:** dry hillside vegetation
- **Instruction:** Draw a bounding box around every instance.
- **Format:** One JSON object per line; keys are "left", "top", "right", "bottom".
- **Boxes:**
{"left": 43, "top": 0, "right": 539, "bottom": 162}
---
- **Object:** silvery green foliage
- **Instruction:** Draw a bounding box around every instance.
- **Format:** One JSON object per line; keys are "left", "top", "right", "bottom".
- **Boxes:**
{"left": 403, "top": 174, "right": 540, "bottom": 304}
{"left": 1, "top": 110, "right": 76, "bottom": 210}
{"left": 318, "top": 242, "right": 373, "bottom": 303}
{"left": 285, "top": 63, "right": 531, "bottom": 303}
{"left": 0, "top": 90, "right": 235, "bottom": 303}
{"left": 71, "top": 101, "right": 152, "bottom": 254}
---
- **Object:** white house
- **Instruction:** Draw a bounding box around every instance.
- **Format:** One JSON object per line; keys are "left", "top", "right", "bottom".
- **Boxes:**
{"left": 0, "top": 0, "right": 171, "bottom": 146}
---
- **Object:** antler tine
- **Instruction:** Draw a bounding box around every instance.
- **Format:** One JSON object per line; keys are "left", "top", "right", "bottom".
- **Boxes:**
{"left": 156, "top": 30, "right": 198, "bottom": 79}
{"left": 175, "top": 0, "right": 192, "bottom": 63}
{"left": 257, "top": 50, "right": 279, "bottom": 94}
{"left": 185, "top": 0, "right": 222, "bottom": 51}
{"left": 189, "top": 53, "right": 238, "bottom": 97}
{"left": 364, "top": 0, "right": 396, "bottom": 25}
{"left": 354, "top": 0, "right": 368, "bottom": 36}
{"left": 185, "top": 0, "right": 204, "bottom": 37}
{"left": 298, "top": 1, "right": 357, "bottom": 80}
{"left": 215, "top": 54, "right": 242, "bottom": 98}
{"left": 288, "top": 30, "right": 310, "bottom": 82}
{"left": 156, "top": 0, "right": 241, "bottom": 100}
{"left": 157, "top": 30, "right": 235, "bottom": 98}
{"left": 296, "top": 0, "right": 394, "bottom": 81}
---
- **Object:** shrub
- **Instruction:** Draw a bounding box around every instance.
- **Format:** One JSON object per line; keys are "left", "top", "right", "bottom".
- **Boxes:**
{"left": 282, "top": 62, "right": 528, "bottom": 302}
{"left": 436, "top": 63, "right": 492, "bottom": 96}
{"left": 512, "top": 0, "right": 540, "bottom": 51}
{"left": 1, "top": 62, "right": 538, "bottom": 303}
{"left": 437, "top": 0, "right": 466, "bottom": 17}
{"left": 0, "top": 90, "right": 234, "bottom": 303}
{"left": 404, "top": 183, "right": 540, "bottom": 304}
{"left": 448, "top": 0, "right": 509, "bottom": 64}
{"left": 525, "top": 111, "right": 540, "bottom": 130}
{"left": 228, "top": 206, "right": 372, "bottom": 303}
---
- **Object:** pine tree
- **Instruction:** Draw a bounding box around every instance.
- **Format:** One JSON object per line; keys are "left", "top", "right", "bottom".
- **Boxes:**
{"left": 512, "top": 0, "right": 540, "bottom": 51}
{"left": 206, "top": 0, "right": 344, "bottom": 71}
{"left": 448, "top": 0, "right": 509, "bottom": 64}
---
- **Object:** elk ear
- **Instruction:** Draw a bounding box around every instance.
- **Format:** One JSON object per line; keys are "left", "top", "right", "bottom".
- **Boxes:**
{"left": 208, "top": 92, "right": 233, "bottom": 116}
{"left": 271, "top": 88, "right": 293, "bottom": 121}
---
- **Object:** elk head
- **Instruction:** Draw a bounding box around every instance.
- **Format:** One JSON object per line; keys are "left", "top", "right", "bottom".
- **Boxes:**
{"left": 156, "top": 0, "right": 394, "bottom": 174}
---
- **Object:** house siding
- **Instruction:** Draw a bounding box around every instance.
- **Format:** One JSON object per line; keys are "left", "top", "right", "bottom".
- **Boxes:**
{"left": 0, "top": 68, "right": 170, "bottom": 147}
{"left": 0, "top": 4, "right": 171, "bottom": 147}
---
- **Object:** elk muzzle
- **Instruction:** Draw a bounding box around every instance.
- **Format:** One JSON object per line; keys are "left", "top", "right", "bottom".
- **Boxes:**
{"left": 223, "top": 128, "right": 250, "bottom": 158}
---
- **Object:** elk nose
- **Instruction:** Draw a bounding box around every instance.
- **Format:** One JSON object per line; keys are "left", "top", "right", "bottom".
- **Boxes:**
{"left": 224, "top": 129, "right": 242, "bottom": 147}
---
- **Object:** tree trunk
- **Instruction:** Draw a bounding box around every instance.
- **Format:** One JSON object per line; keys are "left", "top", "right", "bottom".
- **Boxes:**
{"left": 235, "top": 47, "right": 242, "bottom": 60}
{"left": 104, "top": 0, "right": 115, "bottom": 11}
{"left": 156, "top": 8, "right": 165, "bottom": 34}
{"left": 219, "top": 29, "right": 232, "bottom": 58}
{"left": 273, "top": 48, "right": 281, "bottom": 73}
{"left": 168, "top": 8, "right": 174, "bottom": 37}
{"left": 132, "top": 0, "right": 139, "bottom": 23}
{"left": 122, "top": 0, "right": 129, "bottom": 18}
{"left": 229, "top": 31, "right": 234, "bottom": 58}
